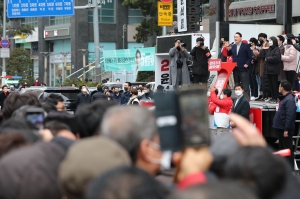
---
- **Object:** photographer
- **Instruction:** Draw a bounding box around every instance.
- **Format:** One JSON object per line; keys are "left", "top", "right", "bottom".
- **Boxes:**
{"left": 169, "top": 38, "right": 190, "bottom": 87}
{"left": 190, "top": 36, "right": 212, "bottom": 84}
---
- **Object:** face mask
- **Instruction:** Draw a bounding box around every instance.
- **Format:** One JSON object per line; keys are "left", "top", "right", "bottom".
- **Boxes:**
{"left": 207, "top": 91, "right": 210, "bottom": 97}
{"left": 259, "top": 39, "right": 263, "bottom": 43}
{"left": 115, "top": 90, "right": 119, "bottom": 93}
{"left": 124, "top": 87, "right": 129, "bottom": 91}
{"left": 220, "top": 95, "right": 224, "bottom": 100}
{"left": 138, "top": 92, "right": 143, "bottom": 96}
{"left": 235, "top": 90, "right": 243, "bottom": 96}
{"left": 269, "top": 41, "right": 273, "bottom": 46}
{"left": 82, "top": 88, "right": 87, "bottom": 92}
{"left": 144, "top": 90, "right": 148, "bottom": 93}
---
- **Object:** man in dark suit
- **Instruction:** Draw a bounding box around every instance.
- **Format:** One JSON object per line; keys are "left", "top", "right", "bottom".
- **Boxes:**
{"left": 227, "top": 32, "right": 253, "bottom": 97}
{"left": 230, "top": 83, "right": 250, "bottom": 128}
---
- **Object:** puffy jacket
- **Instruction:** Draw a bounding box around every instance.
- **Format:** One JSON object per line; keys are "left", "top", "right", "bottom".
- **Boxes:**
{"left": 273, "top": 92, "right": 296, "bottom": 131}
{"left": 208, "top": 91, "right": 232, "bottom": 114}
{"left": 259, "top": 46, "right": 281, "bottom": 75}
{"left": 281, "top": 45, "right": 297, "bottom": 71}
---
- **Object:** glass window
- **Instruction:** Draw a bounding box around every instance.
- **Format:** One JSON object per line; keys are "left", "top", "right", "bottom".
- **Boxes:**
{"left": 128, "top": 7, "right": 144, "bottom": 24}
{"left": 49, "top": 16, "right": 71, "bottom": 26}
{"left": 20, "top": 17, "right": 38, "bottom": 27}
{"left": 88, "top": 0, "right": 115, "bottom": 23}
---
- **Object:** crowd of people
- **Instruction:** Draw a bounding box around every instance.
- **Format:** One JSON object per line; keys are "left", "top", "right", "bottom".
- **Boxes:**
{"left": 0, "top": 84, "right": 299, "bottom": 199}
{"left": 220, "top": 32, "right": 300, "bottom": 102}
{"left": 74, "top": 82, "right": 155, "bottom": 107}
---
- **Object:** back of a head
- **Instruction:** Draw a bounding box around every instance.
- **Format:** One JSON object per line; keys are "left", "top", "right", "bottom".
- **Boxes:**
{"left": 59, "top": 137, "right": 131, "bottom": 199}
{"left": 45, "top": 111, "right": 76, "bottom": 133}
{"left": 224, "top": 146, "right": 286, "bottom": 199}
{"left": 75, "top": 101, "right": 116, "bottom": 138}
{"left": 2, "top": 92, "right": 41, "bottom": 119}
{"left": 86, "top": 166, "right": 170, "bottom": 199}
{"left": 0, "top": 117, "right": 41, "bottom": 144}
{"left": 169, "top": 181, "right": 257, "bottom": 199}
{"left": 97, "top": 86, "right": 103, "bottom": 92}
{"left": 101, "top": 106, "right": 157, "bottom": 162}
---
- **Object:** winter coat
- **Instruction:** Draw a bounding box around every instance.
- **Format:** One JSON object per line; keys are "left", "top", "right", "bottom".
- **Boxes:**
{"left": 112, "top": 93, "right": 123, "bottom": 105}
{"left": 273, "top": 92, "right": 296, "bottom": 131}
{"left": 0, "top": 91, "right": 10, "bottom": 109}
{"left": 190, "top": 46, "right": 212, "bottom": 76}
{"left": 293, "top": 43, "right": 300, "bottom": 52}
{"left": 282, "top": 45, "right": 297, "bottom": 71}
{"left": 121, "top": 91, "right": 130, "bottom": 105}
{"left": 91, "top": 91, "right": 107, "bottom": 102}
{"left": 208, "top": 91, "right": 232, "bottom": 114}
{"left": 278, "top": 45, "right": 286, "bottom": 81}
{"left": 169, "top": 47, "right": 190, "bottom": 86}
{"left": 259, "top": 46, "right": 281, "bottom": 75}
{"left": 75, "top": 93, "right": 91, "bottom": 107}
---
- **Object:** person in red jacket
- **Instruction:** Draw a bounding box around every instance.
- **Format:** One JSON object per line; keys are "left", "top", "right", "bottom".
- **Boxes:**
{"left": 209, "top": 86, "right": 233, "bottom": 135}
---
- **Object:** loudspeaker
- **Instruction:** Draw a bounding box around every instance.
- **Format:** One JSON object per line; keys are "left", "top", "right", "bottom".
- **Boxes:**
{"left": 187, "top": 24, "right": 200, "bottom": 32}
{"left": 187, "top": 7, "right": 200, "bottom": 15}
{"left": 187, "top": 0, "right": 197, "bottom": 6}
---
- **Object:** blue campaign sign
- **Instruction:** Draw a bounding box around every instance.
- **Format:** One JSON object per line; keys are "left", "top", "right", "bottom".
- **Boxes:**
{"left": 7, "top": 0, "right": 74, "bottom": 18}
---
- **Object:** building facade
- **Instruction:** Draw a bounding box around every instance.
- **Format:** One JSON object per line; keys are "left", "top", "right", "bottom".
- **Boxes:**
{"left": 34, "top": 0, "right": 145, "bottom": 86}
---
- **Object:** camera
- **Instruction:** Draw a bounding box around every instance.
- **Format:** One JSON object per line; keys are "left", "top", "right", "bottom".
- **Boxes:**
{"left": 180, "top": 43, "right": 187, "bottom": 48}
{"left": 295, "top": 34, "right": 300, "bottom": 43}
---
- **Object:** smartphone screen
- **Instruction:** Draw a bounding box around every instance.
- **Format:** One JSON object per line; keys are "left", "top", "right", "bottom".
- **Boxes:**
{"left": 178, "top": 88, "right": 210, "bottom": 148}
{"left": 26, "top": 112, "right": 44, "bottom": 130}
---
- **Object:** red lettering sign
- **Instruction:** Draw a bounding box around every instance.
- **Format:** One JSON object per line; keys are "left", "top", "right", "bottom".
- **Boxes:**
{"left": 208, "top": 59, "right": 221, "bottom": 71}
{"left": 160, "top": 59, "right": 170, "bottom": 84}
{"left": 161, "top": 60, "right": 169, "bottom": 71}
{"left": 228, "top": 4, "right": 275, "bottom": 17}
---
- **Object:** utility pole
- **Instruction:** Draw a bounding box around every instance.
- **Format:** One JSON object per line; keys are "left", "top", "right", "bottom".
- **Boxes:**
{"left": 2, "top": 0, "right": 6, "bottom": 86}
{"left": 122, "top": 24, "right": 127, "bottom": 49}
{"left": 40, "top": 52, "right": 50, "bottom": 85}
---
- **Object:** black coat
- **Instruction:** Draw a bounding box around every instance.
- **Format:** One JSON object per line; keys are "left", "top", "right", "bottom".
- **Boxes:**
{"left": 259, "top": 46, "right": 281, "bottom": 75}
{"left": 0, "top": 91, "right": 10, "bottom": 109}
{"left": 232, "top": 95, "right": 250, "bottom": 120}
{"left": 91, "top": 91, "right": 107, "bottom": 102}
{"left": 190, "top": 46, "right": 211, "bottom": 76}
{"left": 273, "top": 92, "right": 296, "bottom": 131}
{"left": 75, "top": 93, "right": 91, "bottom": 107}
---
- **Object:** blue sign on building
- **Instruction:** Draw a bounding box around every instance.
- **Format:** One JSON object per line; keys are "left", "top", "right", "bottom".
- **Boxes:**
{"left": 7, "top": 0, "right": 74, "bottom": 18}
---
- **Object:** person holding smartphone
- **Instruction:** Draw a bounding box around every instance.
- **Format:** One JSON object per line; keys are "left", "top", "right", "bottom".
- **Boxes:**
{"left": 190, "top": 36, "right": 212, "bottom": 84}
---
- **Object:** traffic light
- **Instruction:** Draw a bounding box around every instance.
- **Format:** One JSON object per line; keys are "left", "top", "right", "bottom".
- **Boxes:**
{"left": 186, "top": 0, "right": 202, "bottom": 32}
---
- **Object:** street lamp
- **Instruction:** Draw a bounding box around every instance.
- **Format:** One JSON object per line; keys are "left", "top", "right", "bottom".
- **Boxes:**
{"left": 40, "top": 52, "right": 50, "bottom": 85}
{"left": 60, "top": 52, "right": 70, "bottom": 84}
{"left": 78, "top": 49, "right": 88, "bottom": 81}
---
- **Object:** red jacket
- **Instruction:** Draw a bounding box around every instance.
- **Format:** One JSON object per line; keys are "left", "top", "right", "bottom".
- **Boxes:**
{"left": 209, "top": 90, "right": 232, "bottom": 114}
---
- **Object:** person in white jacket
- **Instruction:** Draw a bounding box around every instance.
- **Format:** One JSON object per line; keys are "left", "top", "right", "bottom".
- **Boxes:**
{"left": 282, "top": 34, "right": 298, "bottom": 88}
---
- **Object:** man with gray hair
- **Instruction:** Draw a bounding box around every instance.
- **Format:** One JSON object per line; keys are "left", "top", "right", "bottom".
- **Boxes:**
{"left": 100, "top": 106, "right": 163, "bottom": 175}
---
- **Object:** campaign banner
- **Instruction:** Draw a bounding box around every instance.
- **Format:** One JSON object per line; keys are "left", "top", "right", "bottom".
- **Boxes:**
{"left": 155, "top": 55, "right": 172, "bottom": 90}
{"left": 103, "top": 47, "right": 155, "bottom": 71}
{"left": 177, "top": 0, "right": 187, "bottom": 32}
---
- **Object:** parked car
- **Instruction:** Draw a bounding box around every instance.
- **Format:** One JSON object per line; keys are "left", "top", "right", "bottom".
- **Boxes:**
{"left": 38, "top": 87, "right": 81, "bottom": 112}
